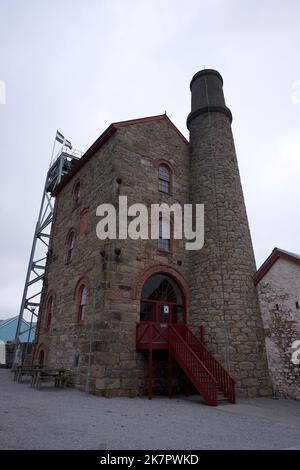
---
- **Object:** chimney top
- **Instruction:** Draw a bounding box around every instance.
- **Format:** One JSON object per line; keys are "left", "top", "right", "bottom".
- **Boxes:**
{"left": 187, "top": 69, "right": 232, "bottom": 129}
{"left": 190, "top": 69, "right": 223, "bottom": 89}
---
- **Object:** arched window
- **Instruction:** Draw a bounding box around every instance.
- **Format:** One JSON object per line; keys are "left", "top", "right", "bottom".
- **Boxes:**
{"left": 45, "top": 296, "right": 53, "bottom": 330}
{"left": 158, "top": 164, "right": 171, "bottom": 194}
{"left": 158, "top": 217, "right": 172, "bottom": 252}
{"left": 77, "top": 284, "right": 88, "bottom": 323}
{"left": 73, "top": 181, "right": 80, "bottom": 207}
{"left": 65, "top": 231, "right": 75, "bottom": 263}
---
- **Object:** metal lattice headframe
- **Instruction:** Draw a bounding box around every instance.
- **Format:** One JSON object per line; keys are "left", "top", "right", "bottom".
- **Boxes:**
{"left": 14, "top": 146, "right": 82, "bottom": 357}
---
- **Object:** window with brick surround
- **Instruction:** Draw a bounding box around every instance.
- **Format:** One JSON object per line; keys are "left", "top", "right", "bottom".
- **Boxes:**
{"left": 158, "top": 164, "right": 171, "bottom": 194}
{"left": 73, "top": 181, "right": 80, "bottom": 207}
{"left": 65, "top": 231, "right": 75, "bottom": 263}
{"left": 77, "top": 285, "right": 88, "bottom": 323}
{"left": 36, "top": 344, "right": 46, "bottom": 366}
{"left": 158, "top": 217, "right": 172, "bottom": 252}
{"left": 38, "top": 348, "right": 45, "bottom": 366}
{"left": 45, "top": 296, "right": 53, "bottom": 330}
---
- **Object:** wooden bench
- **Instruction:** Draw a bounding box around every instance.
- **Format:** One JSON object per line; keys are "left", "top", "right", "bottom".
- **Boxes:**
{"left": 14, "top": 366, "right": 34, "bottom": 383}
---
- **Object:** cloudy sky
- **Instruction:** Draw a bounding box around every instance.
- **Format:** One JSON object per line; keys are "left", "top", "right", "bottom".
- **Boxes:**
{"left": 0, "top": 0, "right": 299, "bottom": 319}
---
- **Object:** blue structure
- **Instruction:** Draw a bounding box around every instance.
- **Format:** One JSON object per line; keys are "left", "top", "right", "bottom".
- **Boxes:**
{"left": 0, "top": 316, "right": 35, "bottom": 343}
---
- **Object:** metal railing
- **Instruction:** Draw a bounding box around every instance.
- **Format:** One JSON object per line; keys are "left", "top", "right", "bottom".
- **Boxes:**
{"left": 136, "top": 322, "right": 235, "bottom": 405}
{"left": 168, "top": 325, "right": 218, "bottom": 406}
{"left": 136, "top": 322, "right": 169, "bottom": 348}
{"left": 173, "top": 324, "right": 235, "bottom": 403}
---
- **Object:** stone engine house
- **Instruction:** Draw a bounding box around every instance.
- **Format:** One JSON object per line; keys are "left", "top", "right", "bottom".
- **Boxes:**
{"left": 34, "top": 69, "right": 272, "bottom": 403}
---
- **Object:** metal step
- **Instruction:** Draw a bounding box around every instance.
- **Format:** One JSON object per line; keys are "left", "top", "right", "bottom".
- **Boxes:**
{"left": 217, "top": 390, "right": 230, "bottom": 404}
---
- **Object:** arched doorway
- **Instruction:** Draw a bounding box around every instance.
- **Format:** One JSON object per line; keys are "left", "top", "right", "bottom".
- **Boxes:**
{"left": 140, "top": 273, "right": 186, "bottom": 324}
{"left": 38, "top": 348, "right": 45, "bottom": 367}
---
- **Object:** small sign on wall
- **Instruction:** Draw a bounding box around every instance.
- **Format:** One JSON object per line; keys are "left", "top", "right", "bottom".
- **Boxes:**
{"left": 163, "top": 305, "right": 169, "bottom": 314}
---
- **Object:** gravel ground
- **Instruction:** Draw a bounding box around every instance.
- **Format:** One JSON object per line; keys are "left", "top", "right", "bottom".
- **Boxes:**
{"left": 1, "top": 369, "right": 300, "bottom": 450}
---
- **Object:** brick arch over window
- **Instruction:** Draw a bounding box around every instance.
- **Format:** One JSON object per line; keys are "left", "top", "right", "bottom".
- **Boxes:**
{"left": 79, "top": 207, "right": 89, "bottom": 234}
{"left": 132, "top": 264, "right": 189, "bottom": 305}
{"left": 74, "top": 277, "right": 91, "bottom": 323}
{"left": 153, "top": 159, "right": 175, "bottom": 174}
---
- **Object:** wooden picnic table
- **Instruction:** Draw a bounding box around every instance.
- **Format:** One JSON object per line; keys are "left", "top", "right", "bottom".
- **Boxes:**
{"left": 32, "top": 368, "right": 69, "bottom": 390}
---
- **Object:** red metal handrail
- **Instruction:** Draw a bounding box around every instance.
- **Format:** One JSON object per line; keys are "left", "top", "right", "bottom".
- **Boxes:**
{"left": 168, "top": 325, "right": 218, "bottom": 406}
{"left": 173, "top": 325, "right": 235, "bottom": 403}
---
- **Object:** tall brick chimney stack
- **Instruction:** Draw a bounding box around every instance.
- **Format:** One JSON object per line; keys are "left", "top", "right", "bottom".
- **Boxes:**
{"left": 187, "top": 69, "right": 271, "bottom": 396}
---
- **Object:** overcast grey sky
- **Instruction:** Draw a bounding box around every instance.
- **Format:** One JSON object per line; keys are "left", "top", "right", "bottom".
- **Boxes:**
{"left": 0, "top": 0, "right": 299, "bottom": 319}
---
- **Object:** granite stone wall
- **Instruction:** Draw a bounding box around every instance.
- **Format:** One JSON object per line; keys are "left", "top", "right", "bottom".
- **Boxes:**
{"left": 257, "top": 258, "right": 300, "bottom": 399}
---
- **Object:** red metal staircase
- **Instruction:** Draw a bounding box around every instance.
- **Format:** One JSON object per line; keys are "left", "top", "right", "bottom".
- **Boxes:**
{"left": 169, "top": 325, "right": 235, "bottom": 405}
{"left": 136, "top": 322, "right": 235, "bottom": 406}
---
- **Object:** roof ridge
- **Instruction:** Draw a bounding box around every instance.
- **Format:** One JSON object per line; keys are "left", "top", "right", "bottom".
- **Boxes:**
{"left": 112, "top": 114, "right": 189, "bottom": 145}
{"left": 254, "top": 247, "right": 300, "bottom": 284}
